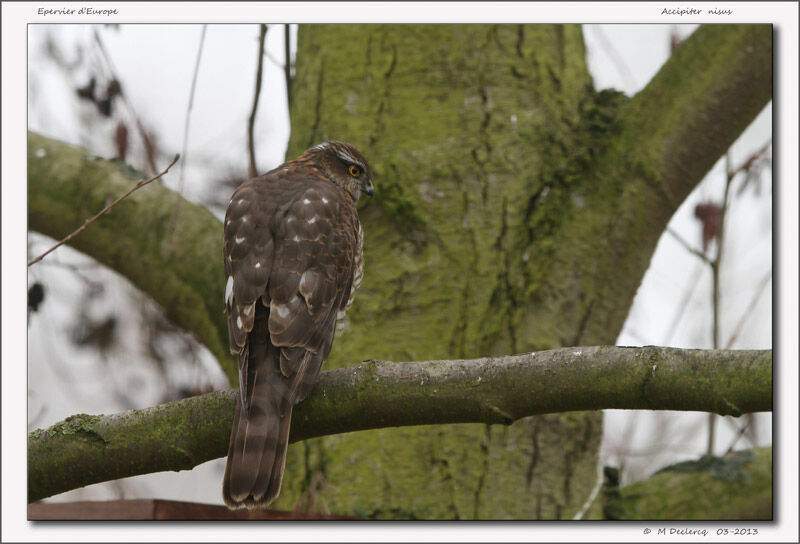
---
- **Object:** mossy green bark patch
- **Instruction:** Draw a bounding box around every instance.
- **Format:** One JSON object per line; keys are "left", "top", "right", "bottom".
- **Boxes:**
{"left": 28, "top": 390, "right": 236, "bottom": 502}
{"left": 618, "top": 447, "right": 772, "bottom": 520}
{"left": 281, "top": 23, "right": 606, "bottom": 519}
{"left": 279, "top": 23, "right": 771, "bottom": 519}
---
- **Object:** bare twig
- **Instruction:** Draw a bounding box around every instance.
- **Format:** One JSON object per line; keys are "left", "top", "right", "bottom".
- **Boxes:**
{"left": 725, "top": 272, "right": 772, "bottom": 349}
{"left": 27, "top": 154, "right": 180, "bottom": 267}
{"left": 732, "top": 139, "right": 772, "bottom": 176}
{"left": 670, "top": 141, "right": 771, "bottom": 456}
{"left": 572, "top": 462, "right": 604, "bottom": 520}
{"left": 263, "top": 50, "right": 284, "bottom": 70}
{"left": 284, "top": 24, "right": 293, "bottom": 110}
{"left": 588, "top": 25, "right": 637, "bottom": 92}
{"left": 179, "top": 25, "right": 207, "bottom": 195}
{"left": 664, "top": 140, "right": 771, "bottom": 457}
{"left": 662, "top": 261, "right": 704, "bottom": 345}
{"left": 735, "top": 139, "right": 772, "bottom": 196}
{"left": 166, "top": 25, "right": 207, "bottom": 242}
{"left": 724, "top": 417, "right": 753, "bottom": 454}
{"left": 667, "top": 228, "right": 711, "bottom": 264}
{"left": 707, "top": 151, "right": 736, "bottom": 454}
{"left": 248, "top": 24, "right": 268, "bottom": 179}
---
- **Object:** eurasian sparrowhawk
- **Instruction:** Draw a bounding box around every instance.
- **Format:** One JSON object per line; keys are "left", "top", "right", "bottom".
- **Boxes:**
{"left": 222, "top": 141, "right": 374, "bottom": 508}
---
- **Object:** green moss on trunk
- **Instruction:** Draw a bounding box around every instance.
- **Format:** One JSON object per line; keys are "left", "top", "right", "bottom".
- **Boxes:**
{"left": 276, "top": 23, "right": 771, "bottom": 520}
{"left": 278, "top": 24, "right": 602, "bottom": 519}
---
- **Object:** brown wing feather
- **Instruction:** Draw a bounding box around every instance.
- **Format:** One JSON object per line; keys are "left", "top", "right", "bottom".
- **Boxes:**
{"left": 267, "top": 183, "right": 357, "bottom": 359}
{"left": 222, "top": 163, "right": 361, "bottom": 509}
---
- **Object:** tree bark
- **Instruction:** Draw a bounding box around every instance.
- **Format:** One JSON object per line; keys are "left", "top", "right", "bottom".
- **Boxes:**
{"left": 607, "top": 447, "right": 772, "bottom": 520}
{"left": 28, "top": 346, "right": 771, "bottom": 504}
{"left": 27, "top": 132, "right": 236, "bottom": 384}
{"left": 276, "top": 23, "right": 771, "bottom": 518}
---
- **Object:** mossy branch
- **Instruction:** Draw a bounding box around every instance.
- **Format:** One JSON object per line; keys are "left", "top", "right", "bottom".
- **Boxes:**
{"left": 27, "top": 131, "right": 236, "bottom": 383}
{"left": 29, "top": 346, "right": 771, "bottom": 503}
{"left": 618, "top": 24, "right": 772, "bottom": 213}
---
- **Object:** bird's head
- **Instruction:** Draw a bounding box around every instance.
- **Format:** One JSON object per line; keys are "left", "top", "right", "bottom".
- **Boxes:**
{"left": 308, "top": 141, "right": 374, "bottom": 201}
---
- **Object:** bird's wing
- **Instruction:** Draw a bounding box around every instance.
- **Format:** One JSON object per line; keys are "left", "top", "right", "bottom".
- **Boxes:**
{"left": 223, "top": 177, "right": 277, "bottom": 408}
{"left": 266, "top": 181, "right": 359, "bottom": 392}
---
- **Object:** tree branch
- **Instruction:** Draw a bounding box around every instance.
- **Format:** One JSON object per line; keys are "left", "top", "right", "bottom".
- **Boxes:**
{"left": 247, "top": 24, "right": 267, "bottom": 179}
{"left": 28, "top": 154, "right": 180, "bottom": 267}
{"left": 666, "top": 228, "right": 711, "bottom": 264}
{"left": 521, "top": 25, "right": 772, "bottom": 348}
{"left": 165, "top": 24, "right": 207, "bottom": 244}
{"left": 27, "top": 131, "right": 235, "bottom": 383}
{"left": 608, "top": 24, "right": 772, "bottom": 225}
{"left": 284, "top": 24, "right": 293, "bottom": 110}
{"left": 28, "top": 346, "right": 771, "bottom": 503}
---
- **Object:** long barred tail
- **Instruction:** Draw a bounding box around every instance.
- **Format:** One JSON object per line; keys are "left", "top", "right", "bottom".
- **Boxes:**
{"left": 223, "top": 310, "right": 293, "bottom": 508}
{"left": 222, "top": 394, "right": 292, "bottom": 508}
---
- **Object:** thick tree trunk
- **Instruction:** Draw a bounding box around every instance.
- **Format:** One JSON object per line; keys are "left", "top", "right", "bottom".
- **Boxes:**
{"left": 271, "top": 23, "right": 771, "bottom": 518}
{"left": 278, "top": 24, "right": 597, "bottom": 519}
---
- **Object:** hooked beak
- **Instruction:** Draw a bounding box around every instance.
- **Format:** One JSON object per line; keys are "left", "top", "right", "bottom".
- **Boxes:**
{"left": 363, "top": 182, "right": 375, "bottom": 197}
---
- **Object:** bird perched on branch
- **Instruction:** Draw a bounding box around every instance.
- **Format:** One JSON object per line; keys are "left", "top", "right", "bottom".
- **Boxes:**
{"left": 222, "top": 141, "right": 374, "bottom": 508}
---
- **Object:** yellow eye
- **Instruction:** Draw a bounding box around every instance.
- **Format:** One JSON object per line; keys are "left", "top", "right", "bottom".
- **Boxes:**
{"left": 348, "top": 164, "right": 361, "bottom": 177}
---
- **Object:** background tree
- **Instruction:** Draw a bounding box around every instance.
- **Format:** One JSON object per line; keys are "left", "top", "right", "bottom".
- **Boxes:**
{"left": 25, "top": 23, "right": 772, "bottom": 519}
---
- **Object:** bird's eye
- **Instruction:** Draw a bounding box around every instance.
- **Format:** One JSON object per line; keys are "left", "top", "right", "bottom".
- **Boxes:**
{"left": 348, "top": 165, "right": 361, "bottom": 177}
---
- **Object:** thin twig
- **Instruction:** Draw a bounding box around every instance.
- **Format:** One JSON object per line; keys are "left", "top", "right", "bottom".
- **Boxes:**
{"left": 284, "top": 24, "right": 293, "bottom": 110}
{"left": 725, "top": 272, "right": 772, "bottom": 349}
{"left": 166, "top": 25, "right": 207, "bottom": 242}
{"left": 179, "top": 25, "right": 206, "bottom": 196}
{"left": 662, "top": 261, "right": 704, "bottom": 345}
{"left": 724, "top": 417, "right": 753, "bottom": 454}
{"left": 572, "top": 462, "right": 604, "bottom": 520}
{"left": 707, "top": 151, "right": 736, "bottom": 455}
{"left": 667, "top": 228, "right": 711, "bottom": 264}
{"left": 248, "top": 24, "right": 268, "bottom": 179}
{"left": 27, "top": 154, "right": 180, "bottom": 267}
{"left": 732, "top": 139, "right": 772, "bottom": 177}
{"left": 263, "top": 50, "right": 284, "bottom": 70}
{"left": 701, "top": 140, "right": 771, "bottom": 455}
{"left": 588, "top": 25, "right": 637, "bottom": 92}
